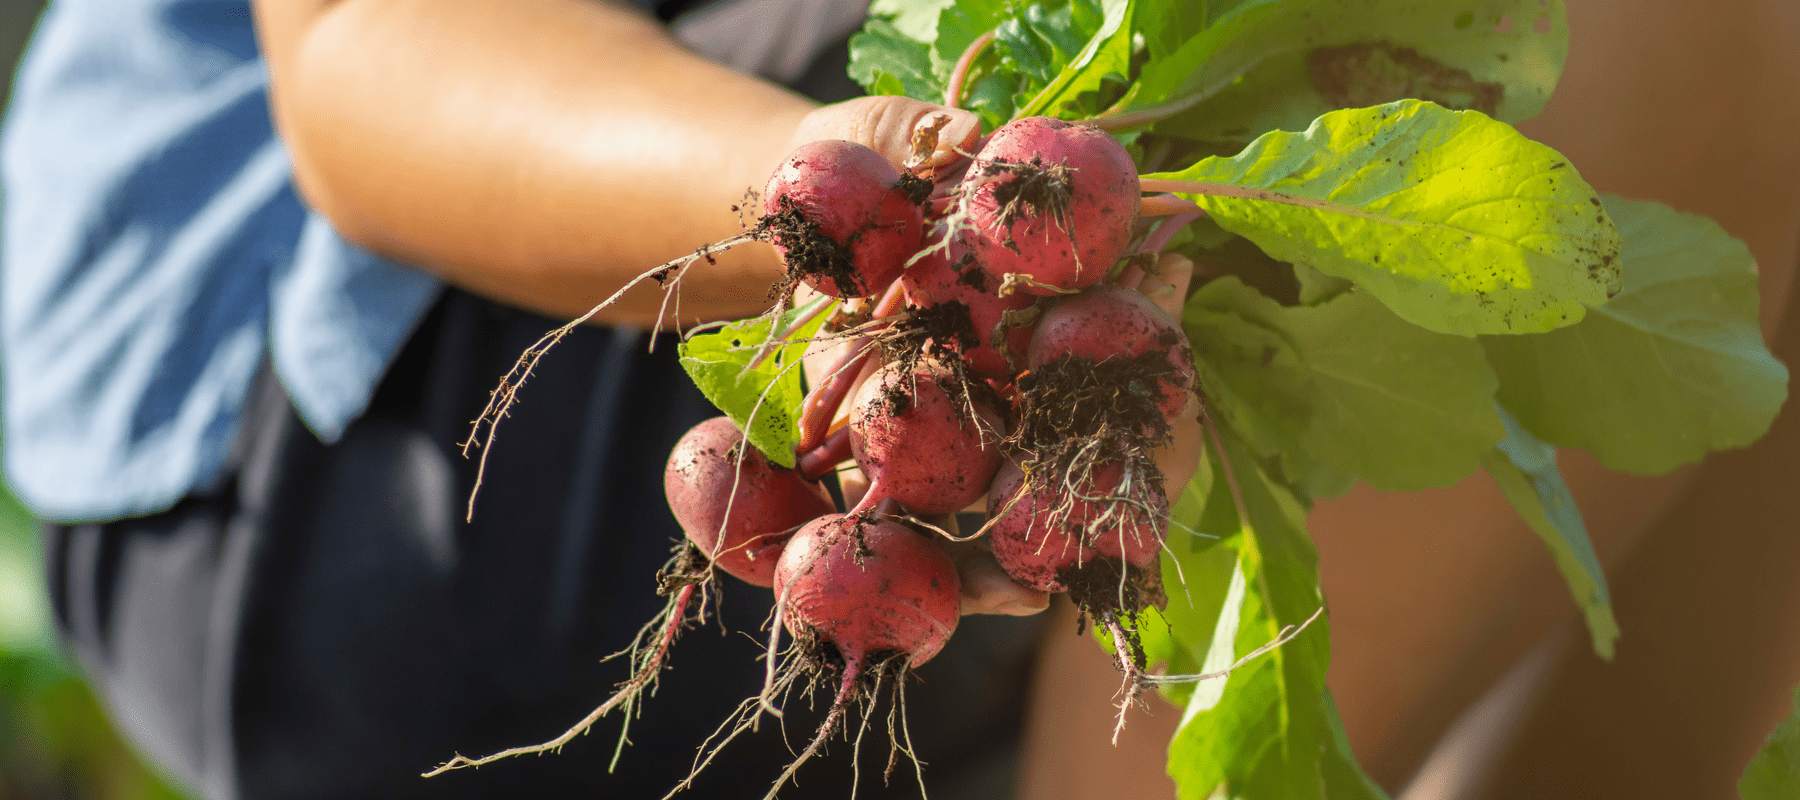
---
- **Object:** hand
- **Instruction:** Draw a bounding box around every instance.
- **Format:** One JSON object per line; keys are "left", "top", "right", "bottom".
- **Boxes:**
{"left": 784, "top": 96, "right": 983, "bottom": 174}
{"left": 790, "top": 99, "right": 1201, "bottom": 619}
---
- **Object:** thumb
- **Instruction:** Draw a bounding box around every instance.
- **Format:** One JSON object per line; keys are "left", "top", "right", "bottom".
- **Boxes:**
{"left": 789, "top": 96, "right": 982, "bottom": 171}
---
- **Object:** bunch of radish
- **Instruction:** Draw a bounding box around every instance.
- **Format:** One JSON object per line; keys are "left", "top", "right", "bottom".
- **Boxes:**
{"left": 429, "top": 115, "right": 1199, "bottom": 794}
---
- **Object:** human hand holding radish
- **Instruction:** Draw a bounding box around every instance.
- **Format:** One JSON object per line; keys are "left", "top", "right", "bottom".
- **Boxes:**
{"left": 438, "top": 111, "right": 1210, "bottom": 793}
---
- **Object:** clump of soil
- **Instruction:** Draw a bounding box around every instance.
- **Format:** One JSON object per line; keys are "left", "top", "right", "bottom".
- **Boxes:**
{"left": 757, "top": 194, "right": 866, "bottom": 297}
{"left": 983, "top": 156, "right": 1077, "bottom": 236}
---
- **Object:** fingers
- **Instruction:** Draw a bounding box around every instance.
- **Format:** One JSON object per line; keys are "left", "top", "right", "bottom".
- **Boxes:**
{"left": 1136, "top": 252, "right": 1194, "bottom": 319}
{"left": 1154, "top": 389, "right": 1205, "bottom": 506}
{"left": 787, "top": 96, "right": 982, "bottom": 172}
{"left": 937, "top": 534, "right": 1050, "bottom": 617}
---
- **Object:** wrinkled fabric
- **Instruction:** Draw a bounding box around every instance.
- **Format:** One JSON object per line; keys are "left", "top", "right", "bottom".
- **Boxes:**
{"left": 1, "top": 0, "right": 441, "bottom": 521}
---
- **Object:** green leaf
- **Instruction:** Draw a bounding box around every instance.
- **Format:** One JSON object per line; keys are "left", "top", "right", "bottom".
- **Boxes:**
{"left": 1013, "top": 0, "right": 1134, "bottom": 120}
{"left": 1281, "top": 287, "right": 1505, "bottom": 489}
{"left": 868, "top": 0, "right": 957, "bottom": 41}
{"left": 0, "top": 479, "right": 53, "bottom": 656}
{"left": 1186, "top": 278, "right": 1505, "bottom": 492}
{"left": 993, "top": 2, "right": 1092, "bottom": 85}
{"left": 1482, "top": 196, "right": 1789, "bottom": 474}
{"left": 1322, "top": 692, "right": 1392, "bottom": 800}
{"left": 1182, "top": 283, "right": 1315, "bottom": 462}
{"left": 1165, "top": 430, "right": 1384, "bottom": 799}
{"left": 848, "top": 18, "right": 942, "bottom": 99}
{"left": 1295, "top": 263, "right": 1354, "bottom": 306}
{"left": 676, "top": 303, "right": 829, "bottom": 468}
{"left": 1152, "top": 99, "right": 1621, "bottom": 336}
{"left": 1140, "top": 436, "right": 1242, "bottom": 709}
{"left": 1117, "top": 0, "right": 1566, "bottom": 141}
{"left": 1481, "top": 405, "right": 1618, "bottom": 659}
{"left": 1741, "top": 687, "right": 1800, "bottom": 800}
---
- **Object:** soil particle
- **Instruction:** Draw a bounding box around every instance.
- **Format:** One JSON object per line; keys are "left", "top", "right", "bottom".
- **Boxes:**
{"left": 758, "top": 194, "right": 870, "bottom": 296}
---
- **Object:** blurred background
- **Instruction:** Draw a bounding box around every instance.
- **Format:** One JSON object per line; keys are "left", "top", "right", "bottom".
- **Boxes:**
{"left": 0, "top": 0, "right": 188, "bottom": 797}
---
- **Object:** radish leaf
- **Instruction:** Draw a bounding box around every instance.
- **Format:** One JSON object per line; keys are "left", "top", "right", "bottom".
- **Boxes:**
{"left": 1483, "top": 197, "right": 1788, "bottom": 474}
{"left": 1153, "top": 99, "right": 1621, "bottom": 336}
{"left": 1482, "top": 406, "right": 1618, "bottom": 659}
{"left": 676, "top": 302, "right": 829, "bottom": 468}
{"left": 1117, "top": 0, "right": 1566, "bottom": 143}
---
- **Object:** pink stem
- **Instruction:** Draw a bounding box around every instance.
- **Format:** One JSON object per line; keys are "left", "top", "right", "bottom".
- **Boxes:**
{"left": 944, "top": 30, "right": 996, "bottom": 110}
{"left": 1137, "top": 212, "right": 1203, "bottom": 255}
{"left": 797, "top": 426, "right": 853, "bottom": 480}
{"left": 797, "top": 339, "right": 876, "bottom": 455}
{"left": 793, "top": 280, "right": 903, "bottom": 457}
{"left": 1139, "top": 194, "right": 1203, "bottom": 217}
{"left": 870, "top": 278, "right": 907, "bottom": 317}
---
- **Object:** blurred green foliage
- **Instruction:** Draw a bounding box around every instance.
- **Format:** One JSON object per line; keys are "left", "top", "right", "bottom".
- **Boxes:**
{"left": 1, "top": 481, "right": 190, "bottom": 799}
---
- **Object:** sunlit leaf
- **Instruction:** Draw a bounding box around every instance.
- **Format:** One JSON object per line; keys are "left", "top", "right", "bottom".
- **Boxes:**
{"left": 676, "top": 302, "right": 829, "bottom": 468}
{"left": 1483, "top": 196, "right": 1789, "bottom": 473}
{"left": 1155, "top": 99, "right": 1620, "bottom": 336}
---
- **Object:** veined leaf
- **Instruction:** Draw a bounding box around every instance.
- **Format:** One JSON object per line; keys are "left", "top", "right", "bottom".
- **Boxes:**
{"left": 676, "top": 303, "right": 829, "bottom": 468}
{"left": 1740, "top": 687, "right": 1800, "bottom": 800}
{"left": 1482, "top": 196, "right": 1789, "bottom": 474}
{"left": 1013, "top": 0, "right": 1134, "bottom": 120}
{"left": 848, "top": 18, "right": 941, "bottom": 99}
{"left": 928, "top": 0, "right": 1007, "bottom": 81}
{"left": 1153, "top": 99, "right": 1621, "bottom": 336}
{"left": 1186, "top": 277, "right": 1505, "bottom": 492}
{"left": 1482, "top": 406, "right": 1618, "bottom": 659}
{"left": 1166, "top": 431, "right": 1384, "bottom": 799}
{"left": 867, "top": 0, "right": 956, "bottom": 41}
{"left": 1115, "top": 0, "right": 1565, "bottom": 140}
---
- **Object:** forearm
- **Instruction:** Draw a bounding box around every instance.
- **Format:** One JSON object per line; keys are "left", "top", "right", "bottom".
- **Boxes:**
{"left": 255, "top": 0, "right": 815, "bottom": 324}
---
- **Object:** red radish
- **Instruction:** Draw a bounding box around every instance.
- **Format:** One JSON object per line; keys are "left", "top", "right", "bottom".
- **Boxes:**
{"left": 664, "top": 417, "right": 835, "bottom": 586}
{"left": 900, "top": 238, "right": 1036, "bottom": 379}
{"left": 849, "top": 361, "right": 1004, "bottom": 515}
{"left": 761, "top": 512, "right": 961, "bottom": 797}
{"left": 774, "top": 513, "right": 962, "bottom": 668}
{"left": 1029, "top": 284, "right": 1196, "bottom": 422}
{"left": 763, "top": 140, "right": 926, "bottom": 298}
{"left": 961, "top": 117, "right": 1138, "bottom": 295}
{"left": 1083, "top": 462, "right": 1170, "bottom": 568}
{"left": 985, "top": 459, "right": 1097, "bottom": 592}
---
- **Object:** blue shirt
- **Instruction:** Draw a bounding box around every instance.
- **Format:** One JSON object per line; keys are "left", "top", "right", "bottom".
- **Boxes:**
{"left": 1, "top": 0, "right": 870, "bottom": 523}
{"left": 1, "top": 0, "right": 442, "bottom": 521}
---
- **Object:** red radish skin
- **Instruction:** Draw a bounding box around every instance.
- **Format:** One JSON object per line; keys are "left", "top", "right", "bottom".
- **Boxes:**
{"left": 1029, "top": 284, "right": 1197, "bottom": 422}
{"left": 962, "top": 117, "right": 1139, "bottom": 295}
{"left": 1081, "top": 462, "right": 1170, "bottom": 568}
{"left": 985, "top": 459, "right": 1099, "bottom": 592}
{"left": 664, "top": 417, "right": 835, "bottom": 586}
{"left": 900, "top": 240, "right": 1035, "bottom": 378}
{"left": 774, "top": 513, "right": 962, "bottom": 667}
{"left": 849, "top": 363, "right": 1004, "bottom": 515}
{"left": 754, "top": 512, "right": 960, "bottom": 798}
{"left": 763, "top": 140, "right": 924, "bottom": 298}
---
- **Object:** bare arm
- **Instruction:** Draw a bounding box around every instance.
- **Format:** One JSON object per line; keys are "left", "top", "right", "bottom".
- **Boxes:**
{"left": 253, "top": 0, "right": 975, "bottom": 326}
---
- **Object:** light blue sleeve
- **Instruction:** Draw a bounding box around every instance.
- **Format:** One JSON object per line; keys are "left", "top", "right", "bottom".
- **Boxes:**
{"left": 0, "top": 0, "right": 442, "bottom": 521}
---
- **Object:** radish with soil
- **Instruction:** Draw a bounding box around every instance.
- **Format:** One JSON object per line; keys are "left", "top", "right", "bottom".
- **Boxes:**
{"left": 898, "top": 239, "right": 1037, "bottom": 379}
{"left": 763, "top": 139, "right": 930, "bottom": 299}
{"left": 440, "top": 108, "right": 1221, "bottom": 794}
{"left": 847, "top": 361, "right": 1006, "bottom": 516}
{"left": 764, "top": 512, "right": 961, "bottom": 798}
{"left": 665, "top": 416, "right": 836, "bottom": 586}
{"left": 960, "top": 116, "right": 1141, "bottom": 296}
